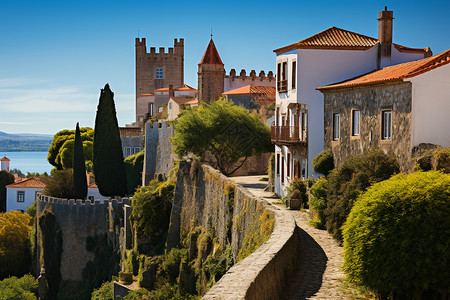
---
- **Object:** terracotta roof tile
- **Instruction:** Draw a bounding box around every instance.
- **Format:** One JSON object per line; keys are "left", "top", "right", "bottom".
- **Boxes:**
{"left": 0, "top": 156, "right": 10, "bottom": 161}
{"left": 199, "top": 39, "right": 223, "bottom": 65}
{"left": 153, "top": 84, "right": 196, "bottom": 92}
{"left": 6, "top": 177, "right": 47, "bottom": 188}
{"left": 223, "top": 85, "right": 276, "bottom": 103}
{"left": 140, "top": 93, "right": 154, "bottom": 97}
{"left": 274, "top": 26, "right": 429, "bottom": 55}
{"left": 317, "top": 49, "right": 450, "bottom": 90}
{"left": 170, "top": 96, "right": 196, "bottom": 105}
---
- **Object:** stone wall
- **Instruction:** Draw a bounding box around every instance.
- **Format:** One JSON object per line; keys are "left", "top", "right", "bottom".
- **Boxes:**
{"left": 323, "top": 82, "right": 413, "bottom": 172}
{"left": 167, "top": 162, "right": 300, "bottom": 299}
{"left": 35, "top": 194, "right": 131, "bottom": 281}
{"left": 142, "top": 121, "right": 176, "bottom": 185}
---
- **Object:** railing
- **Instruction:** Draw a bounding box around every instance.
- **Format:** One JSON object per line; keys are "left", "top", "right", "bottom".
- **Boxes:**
{"left": 271, "top": 125, "right": 307, "bottom": 145}
{"left": 277, "top": 80, "right": 288, "bottom": 93}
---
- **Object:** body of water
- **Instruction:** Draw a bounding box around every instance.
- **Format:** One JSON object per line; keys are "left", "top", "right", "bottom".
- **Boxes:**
{"left": 1, "top": 151, "right": 52, "bottom": 174}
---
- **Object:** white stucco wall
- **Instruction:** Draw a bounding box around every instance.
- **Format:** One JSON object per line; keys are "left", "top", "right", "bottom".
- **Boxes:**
{"left": 391, "top": 45, "right": 426, "bottom": 66}
{"left": 6, "top": 187, "right": 42, "bottom": 212}
{"left": 409, "top": 63, "right": 450, "bottom": 148}
{"left": 87, "top": 188, "right": 103, "bottom": 201}
{"left": 167, "top": 99, "right": 181, "bottom": 120}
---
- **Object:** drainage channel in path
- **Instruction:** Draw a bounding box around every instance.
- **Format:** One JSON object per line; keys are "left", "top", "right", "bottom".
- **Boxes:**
{"left": 230, "top": 175, "right": 369, "bottom": 300}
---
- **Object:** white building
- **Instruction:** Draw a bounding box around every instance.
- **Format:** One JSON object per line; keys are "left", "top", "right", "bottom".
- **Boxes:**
{"left": 6, "top": 177, "right": 46, "bottom": 212}
{"left": 272, "top": 7, "right": 431, "bottom": 196}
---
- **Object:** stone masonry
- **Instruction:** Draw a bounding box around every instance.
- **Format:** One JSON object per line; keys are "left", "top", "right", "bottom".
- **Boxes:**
{"left": 323, "top": 82, "right": 413, "bottom": 172}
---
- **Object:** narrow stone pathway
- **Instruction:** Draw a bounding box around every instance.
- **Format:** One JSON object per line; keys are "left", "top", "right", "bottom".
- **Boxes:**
{"left": 230, "top": 175, "right": 368, "bottom": 300}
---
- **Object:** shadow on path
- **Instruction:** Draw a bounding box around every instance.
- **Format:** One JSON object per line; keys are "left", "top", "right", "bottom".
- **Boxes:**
{"left": 237, "top": 182, "right": 268, "bottom": 190}
{"left": 283, "top": 226, "right": 328, "bottom": 300}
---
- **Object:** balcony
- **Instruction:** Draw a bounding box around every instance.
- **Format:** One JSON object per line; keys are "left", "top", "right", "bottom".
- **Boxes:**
{"left": 277, "top": 80, "right": 287, "bottom": 93}
{"left": 271, "top": 125, "right": 307, "bottom": 145}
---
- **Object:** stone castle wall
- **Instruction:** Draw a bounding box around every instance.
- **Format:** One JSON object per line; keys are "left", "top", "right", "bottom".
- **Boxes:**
{"left": 323, "top": 82, "right": 413, "bottom": 172}
{"left": 142, "top": 121, "right": 176, "bottom": 185}
{"left": 224, "top": 68, "right": 275, "bottom": 93}
{"left": 35, "top": 194, "right": 131, "bottom": 281}
{"left": 167, "top": 162, "right": 300, "bottom": 299}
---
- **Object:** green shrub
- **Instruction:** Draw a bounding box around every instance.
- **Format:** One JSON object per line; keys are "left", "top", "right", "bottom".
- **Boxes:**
{"left": 42, "top": 169, "right": 75, "bottom": 199}
{"left": 124, "top": 150, "right": 144, "bottom": 195}
{"left": 119, "top": 272, "right": 133, "bottom": 284}
{"left": 0, "top": 274, "right": 38, "bottom": 300}
{"left": 286, "top": 177, "right": 308, "bottom": 206}
{"left": 343, "top": 171, "right": 450, "bottom": 298}
{"left": 312, "top": 150, "right": 334, "bottom": 176}
{"left": 325, "top": 150, "right": 399, "bottom": 243}
{"left": 131, "top": 179, "right": 175, "bottom": 254}
{"left": 309, "top": 177, "right": 327, "bottom": 229}
{"left": 91, "top": 281, "right": 113, "bottom": 300}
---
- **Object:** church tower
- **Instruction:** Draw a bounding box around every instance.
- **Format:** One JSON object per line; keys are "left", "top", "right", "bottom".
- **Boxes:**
{"left": 197, "top": 38, "right": 225, "bottom": 103}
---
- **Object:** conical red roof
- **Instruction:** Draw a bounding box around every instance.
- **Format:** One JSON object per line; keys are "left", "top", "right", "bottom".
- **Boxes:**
{"left": 199, "top": 38, "right": 223, "bottom": 65}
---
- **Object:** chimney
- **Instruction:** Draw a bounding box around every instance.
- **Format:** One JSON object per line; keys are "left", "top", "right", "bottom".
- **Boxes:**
{"left": 169, "top": 85, "right": 174, "bottom": 98}
{"left": 378, "top": 6, "right": 394, "bottom": 68}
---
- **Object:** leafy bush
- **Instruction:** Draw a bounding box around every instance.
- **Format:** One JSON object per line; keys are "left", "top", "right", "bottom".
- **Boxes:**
{"left": 309, "top": 177, "right": 327, "bottom": 229}
{"left": 42, "top": 169, "right": 75, "bottom": 199}
{"left": 343, "top": 171, "right": 450, "bottom": 298}
{"left": 124, "top": 150, "right": 144, "bottom": 195}
{"left": 312, "top": 150, "right": 334, "bottom": 176}
{"left": 0, "top": 274, "right": 38, "bottom": 300}
{"left": 325, "top": 150, "right": 399, "bottom": 243}
{"left": 286, "top": 177, "right": 308, "bottom": 206}
{"left": 91, "top": 281, "right": 113, "bottom": 300}
{"left": 131, "top": 179, "right": 175, "bottom": 254}
{"left": 0, "top": 211, "right": 32, "bottom": 278}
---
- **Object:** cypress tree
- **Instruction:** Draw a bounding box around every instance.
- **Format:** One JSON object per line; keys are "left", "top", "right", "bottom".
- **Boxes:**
{"left": 73, "top": 122, "right": 88, "bottom": 199}
{"left": 93, "top": 84, "right": 127, "bottom": 196}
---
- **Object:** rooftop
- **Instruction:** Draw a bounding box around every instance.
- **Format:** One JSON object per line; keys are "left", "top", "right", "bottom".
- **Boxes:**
{"left": 223, "top": 85, "right": 276, "bottom": 97}
{"left": 6, "top": 177, "right": 47, "bottom": 188}
{"left": 274, "top": 26, "right": 430, "bottom": 55}
{"left": 317, "top": 49, "right": 450, "bottom": 90}
{"left": 199, "top": 38, "right": 224, "bottom": 65}
{"left": 170, "top": 96, "right": 197, "bottom": 105}
{"left": 154, "top": 84, "right": 196, "bottom": 92}
{"left": 0, "top": 156, "right": 10, "bottom": 161}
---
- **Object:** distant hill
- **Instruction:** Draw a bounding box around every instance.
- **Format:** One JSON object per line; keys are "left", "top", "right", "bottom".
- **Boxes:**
{"left": 0, "top": 131, "right": 52, "bottom": 151}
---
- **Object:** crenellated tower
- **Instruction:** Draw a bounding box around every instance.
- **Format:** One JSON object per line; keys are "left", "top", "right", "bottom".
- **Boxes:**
{"left": 135, "top": 38, "right": 184, "bottom": 120}
{"left": 197, "top": 38, "right": 225, "bottom": 103}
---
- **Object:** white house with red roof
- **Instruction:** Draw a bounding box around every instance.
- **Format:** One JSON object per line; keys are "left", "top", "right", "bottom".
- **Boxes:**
{"left": 6, "top": 177, "right": 47, "bottom": 212}
{"left": 317, "top": 49, "right": 450, "bottom": 172}
{"left": 0, "top": 156, "right": 10, "bottom": 172}
{"left": 272, "top": 7, "right": 432, "bottom": 196}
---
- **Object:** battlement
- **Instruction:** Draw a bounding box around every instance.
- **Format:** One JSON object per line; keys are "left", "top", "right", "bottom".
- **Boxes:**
{"left": 136, "top": 37, "right": 184, "bottom": 56}
{"left": 226, "top": 68, "right": 275, "bottom": 81}
{"left": 36, "top": 192, "right": 131, "bottom": 207}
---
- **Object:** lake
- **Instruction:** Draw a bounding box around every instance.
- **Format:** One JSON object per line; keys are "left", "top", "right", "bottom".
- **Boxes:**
{"left": 1, "top": 151, "right": 52, "bottom": 174}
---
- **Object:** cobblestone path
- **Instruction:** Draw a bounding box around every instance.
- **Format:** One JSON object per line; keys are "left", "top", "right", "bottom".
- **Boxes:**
{"left": 231, "top": 175, "right": 365, "bottom": 300}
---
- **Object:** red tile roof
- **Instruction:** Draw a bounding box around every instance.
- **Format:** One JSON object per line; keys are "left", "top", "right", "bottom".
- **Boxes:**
{"left": 0, "top": 156, "right": 10, "bottom": 161}
{"left": 170, "top": 96, "right": 196, "bottom": 105}
{"left": 185, "top": 98, "right": 198, "bottom": 105}
{"left": 6, "top": 177, "right": 47, "bottom": 188}
{"left": 140, "top": 93, "right": 154, "bottom": 97}
{"left": 154, "top": 84, "right": 196, "bottom": 92}
{"left": 274, "top": 26, "right": 429, "bottom": 55}
{"left": 223, "top": 85, "right": 276, "bottom": 96}
{"left": 198, "top": 38, "right": 224, "bottom": 65}
{"left": 317, "top": 49, "right": 450, "bottom": 90}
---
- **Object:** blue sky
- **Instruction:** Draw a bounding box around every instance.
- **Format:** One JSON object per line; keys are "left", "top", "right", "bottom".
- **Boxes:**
{"left": 0, "top": 0, "right": 449, "bottom": 134}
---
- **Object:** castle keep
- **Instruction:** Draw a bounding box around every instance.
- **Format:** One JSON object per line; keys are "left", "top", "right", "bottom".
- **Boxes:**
{"left": 135, "top": 38, "right": 184, "bottom": 122}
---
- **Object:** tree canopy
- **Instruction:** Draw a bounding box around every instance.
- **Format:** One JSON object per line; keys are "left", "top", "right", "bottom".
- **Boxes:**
{"left": 93, "top": 84, "right": 127, "bottom": 196}
{"left": 0, "top": 171, "right": 14, "bottom": 212}
{"left": 0, "top": 211, "right": 32, "bottom": 278}
{"left": 47, "top": 127, "right": 94, "bottom": 170}
{"left": 171, "top": 100, "right": 272, "bottom": 175}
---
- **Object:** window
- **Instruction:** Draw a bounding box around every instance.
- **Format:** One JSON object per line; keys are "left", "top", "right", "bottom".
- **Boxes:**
{"left": 169, "top": 102, "right": 172, "bottom": 110}
{"left": 281, "top": 155, "right": 285, "bottom": 183}
{"left": 276, "top": 153, "right": 280, "bottom": 176}
{"left": 134, "top": 147, "right": 141, "bottom": 154}
{"left": 333, "top": 113, "right": 340, "bottom": 141}
{"left": 277, "top": 62, "right": 288, "bottom": 93}
{"left": 352, "top": 110, "right": 360, "bottom": 136}
{"left": 155, "top": 68, "right": 164, "bottom": 79}
{"left": 292, "top": 61, "right": 296, "bottom": 89}
{"left": 382, "top": 110, "right": 392, "bottom": 140}
{"left": 124, "top": 147, "right": 132, "bottom": 157}
{"left": 149, "top": 103, "right": 154, "bottom": 116}
{"left": 287, "top": 153, "right": 291, "bottom": 178}
{"left": 17, "top": 191, "right": 25, "bottom": 202}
